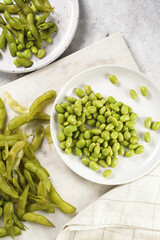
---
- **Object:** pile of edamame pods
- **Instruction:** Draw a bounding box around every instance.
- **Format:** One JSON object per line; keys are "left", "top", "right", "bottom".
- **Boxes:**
{"left": 0, "top": 0, "right": 57, "bottom": 67}
{"left": 55, "top": 75, "right": 160, "bottom": 178}
{"left": 0, "top": 90, "right": 76, "bottom": 239}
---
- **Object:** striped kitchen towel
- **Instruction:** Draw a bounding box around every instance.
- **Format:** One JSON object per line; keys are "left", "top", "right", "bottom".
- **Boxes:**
{"left": 57, "top": 163, "right": 160, "bottom": 240}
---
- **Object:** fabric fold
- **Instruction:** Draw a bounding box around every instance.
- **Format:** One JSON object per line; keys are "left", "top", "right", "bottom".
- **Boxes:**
{"left": 57, "top": 164, "right": 160, "bottom": 240}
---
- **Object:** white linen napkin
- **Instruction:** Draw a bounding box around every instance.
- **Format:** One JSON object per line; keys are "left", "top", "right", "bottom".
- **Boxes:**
{"left": 57, "top": 162, "right": 160, "bottom": 240}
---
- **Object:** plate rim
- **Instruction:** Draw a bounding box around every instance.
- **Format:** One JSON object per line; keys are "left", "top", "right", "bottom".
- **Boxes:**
{"left": 0, "top": 0, "right": 79, "bottom": 74}
{"left": 50, "top": 64, "right": 160, "bottom": 185}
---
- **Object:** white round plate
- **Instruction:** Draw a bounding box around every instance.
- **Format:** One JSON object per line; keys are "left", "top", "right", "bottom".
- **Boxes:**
{"left": 50, "top": 65, "right": 160, "bottom": 185}
{"left": 0, "top": 0, "right": 79, "bottom": 73}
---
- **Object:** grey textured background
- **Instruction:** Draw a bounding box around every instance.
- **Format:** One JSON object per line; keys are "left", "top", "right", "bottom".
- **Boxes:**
{"left": 1, "top": 0, "right": 160, "bottom": 86}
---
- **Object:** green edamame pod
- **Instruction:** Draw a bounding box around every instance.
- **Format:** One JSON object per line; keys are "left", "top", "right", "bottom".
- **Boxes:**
{"left": 0, "top": 30, "right": 6, "bottom": 49}
{"left": 0, "top": 98, "right": 6, "bottom": 130}
{"left": 49, "top": 181, "right": 76, "bottom": 214}
{"left": 2, "top": 25, "right": 17, "bottom": 57}
{"left": 4, "top": 10, "right": 23, "bottom": 30}
{"left": 31, "top": 125, "right": 44, "bottom": 151}
{"left": 14, "top": 57, "right": 33, "bottom": 67}
{"left": 39, "top": 24, "right": 57, "bottom": 40}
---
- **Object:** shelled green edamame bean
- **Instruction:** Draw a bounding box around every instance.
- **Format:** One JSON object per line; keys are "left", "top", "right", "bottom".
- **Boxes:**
{"left": 140, "top": 86, "right": 148, "bottom": 97}
{"left": 109, "top": 74, "right": 118, "bottom": 85}
{"left": 56, "top": 85, "right": 144, "bottom": 178}
{"left": 129, "top": 89, "right": 137, "bottom": 100}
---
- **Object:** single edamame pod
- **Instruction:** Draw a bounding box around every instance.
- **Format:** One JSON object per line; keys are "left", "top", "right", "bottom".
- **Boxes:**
{"left": 144, "top": 132, "right": 151, "bottom": 142}
{"left": 31, "top": 125, "right": 44, "bottom": 151}
{"left": 129, "top": 89, "right": 137, "bottom": 99}
{"left": 2, "top": 25, "right": 17, "bottom": 57}
{"left": 0, "top": 30, "right": 6, "bottom": 50}
{"left": 140, "top": 86, "right": 148, "bottom": 97}
{"left": 3, "top": 0, "right": 13, "bottom": 5}
{"left": 109, "top": 74, "right": 118, "bottom": 84}
{"left": 14, "top": 57, "right": 33, "bottom": 67}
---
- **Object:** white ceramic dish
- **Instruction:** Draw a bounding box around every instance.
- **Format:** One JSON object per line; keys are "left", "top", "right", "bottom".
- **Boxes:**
{"left": 51, "top": 65, "right": 160, "bottom": 185}
{"left": 0, "top": 0, "right": 79, "bottom": 73}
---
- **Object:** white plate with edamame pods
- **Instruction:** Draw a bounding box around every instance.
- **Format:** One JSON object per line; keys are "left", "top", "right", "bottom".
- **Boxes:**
{"left": 51, "top": 65, "right": 160, "bottom": 185}
{"left": 0, "top": 0, "right": 79, "bottom": 73}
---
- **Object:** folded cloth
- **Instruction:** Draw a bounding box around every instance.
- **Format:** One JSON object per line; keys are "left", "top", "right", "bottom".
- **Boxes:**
{"left": 57, "top": 164, "right": 160, "bottom": 240}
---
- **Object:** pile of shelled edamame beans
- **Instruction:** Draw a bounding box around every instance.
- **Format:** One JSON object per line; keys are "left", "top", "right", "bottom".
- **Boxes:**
{"left": 0, "top": 0, "right": 57, "bottom": 67}
{"left": 0, "top": 90, "right": 76, "bottom": 239}
{"left": 56, "top": 74, "right": 160, "bottom": 178}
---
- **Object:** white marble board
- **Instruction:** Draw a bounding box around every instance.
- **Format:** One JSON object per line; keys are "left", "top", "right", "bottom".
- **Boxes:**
{"left": 0, "top": 33, "right": 139, "bottom": 240}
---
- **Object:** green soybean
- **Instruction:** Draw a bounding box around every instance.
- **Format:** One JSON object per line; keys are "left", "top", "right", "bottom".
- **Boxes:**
{"left": 152, "top": 122, "right": 160, "bottom": 131}
{"left": 144, "top": 117, "right": 152, "bottom": 129}
{"left": 112, "top": 142, "right": 120, "bottom": 152}
{"left": 125, "top": 149, "right": 134, "bottom": 158}
{"left": 99, "top": 160, "right": 107, "bottom": 168}
{"left": 140, "top": 86, "right": 148, "bottom": 97}
{"left": 125, "top": 121, "right": 135, "bottom": 129}
{"left": 109, "top": 74, "right": 118, "bottom": 84}
{"left": 83, "top": 148, "right": 90, "bottom": 157}
{"left": 120, "top": 115, "right": 130, "bottom": 122}
{"left": 74, "top": 147, "right": 82, "bottom": 156}
{"left": 92, "top": 100, "right": 103, "bottom": 108}
{"left": 75, "top": 88, "right": 84, "bottom": 98}
{"left": 144, "top": 132, "right": 151, "bottom": 143}
{"left": 58, "top": 131, "right": 65, "bottom": 142}
{"left": 56, "top": 104, "right": 64, "bottom": 113}
{"left": 108, "top": 96, "right": 116, "bottom": 104}
{"left": 84, "top": 85, "right": 91, "bottom": 95}
{"left": 129, "top": 143, "right": 139, "bottom": 150}
{"left": 65, "top": 147, "right": 71, "bottom": 155}
{"left": 118, "top": 145, "right": 125, "bottom": 155}
{"left": 130, "top": 113, "right": 137, "bottom": 121}
{"left": 81, "top": 157, "right": 90, "bottom": 166}
{"left": 130, "top": 136, "right": 139, "bottom": 144}
{"left": 111, "top": 157, "right": 118, "bottom": 168}
{"left": 106, "top": 155, "right": 111, "bottom": 165}
{"left": 96, "top": 92, "right": 102, "bottom": 99}
{"left": 67, "top": 97, "right": 77, "bottom": 103}
{"left": 89, "top": 161, "right": 99, "bottom": 171}
{"left": 103, "top": 169, "right": 112, "bottom": 177}
{"left": 124, "top": 131, "right": 131, "bottom": 141}
{"left": 135, "top": 145, "right": 144, "bottom": 154}
{"left": 129, "top": 89, "right": 137, "bottom": 99}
